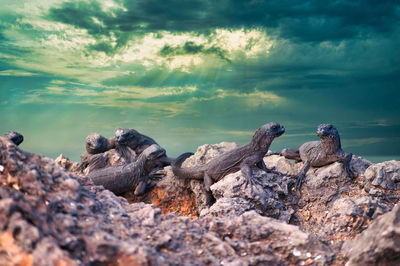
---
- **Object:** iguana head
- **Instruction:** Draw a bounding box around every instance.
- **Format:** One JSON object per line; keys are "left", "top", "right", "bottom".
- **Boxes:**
{"left": 115, "top": 128, "right": 139, "bottom": 146}
{"left": 86, "top": 133, "right": 109, "bottom": 154}
{"left": 252, "top": 122, "right": 285, "bottom": 148}
{"left": 316, "top": 124, "right": 339, "bottom": 138}
{"left": 4, "top": 131, "right": 23, "bottom": 146}
{"left": 140, "top": 144, "right": 166, "bottom": 161}
{"left": 316, "top": 124, "right": 341, "bottom": 148}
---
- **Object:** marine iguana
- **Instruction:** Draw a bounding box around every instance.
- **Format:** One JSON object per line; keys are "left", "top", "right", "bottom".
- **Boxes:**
{"left": 3, "top": 131, "right": 23, "bottom": 145}
{"left": 281, "top": 124, "right": 356, "bottom": 190}
{"left": 115, "top": 128, "right": 186, "bottom": 166}
{"left": 81, "top": 133, "right": 136, "bottom": 174}
{"left": 87, "top": 144, "right": 166, "bottom": 195}
{"left": 85, "top": 133, "right": 116, "bottom": 154}
{"left": 171, "top": 122, "right": 285, "bottom": 205}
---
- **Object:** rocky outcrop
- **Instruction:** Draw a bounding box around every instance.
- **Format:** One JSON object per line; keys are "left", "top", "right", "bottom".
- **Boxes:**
{"left": 342, "top": 204, "right": 400, "bottom": 265}
{"left": 3, "top": 137, "right": 400, "bottom": 265}
{"left": 0, "top": 137, "right": 335, "bottom": 265}
{"left": 364, "top": 160, "right": 400, "bottom": 190}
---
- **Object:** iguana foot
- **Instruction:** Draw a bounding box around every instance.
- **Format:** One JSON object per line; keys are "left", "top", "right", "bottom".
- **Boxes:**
{"left": 205, "top": 190, "right": 216, "bottom": 207}
{"left": 243, "top": 176, "right": 262, "bottom": 195}
{"left": 134, "top": 180, "right": 157, "bottom": 196}
{"left": 346, "top": 169, "right": 357, "bottom": 180}
{"left": 149, "top": 169, "right": 166, "bottom": 179}
{"left": 294, "top": 174, "right": 305, "bottom": 192}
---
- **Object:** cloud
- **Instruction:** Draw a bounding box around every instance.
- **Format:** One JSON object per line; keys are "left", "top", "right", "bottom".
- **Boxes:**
{"left": 45, "top": 0, "right": 400, "bottom": 44}
{"left": 159, "top": 41, "right": 231, "bottom": 63}
{"left": 0, "top": 69, "right": 39, "bottom": 76}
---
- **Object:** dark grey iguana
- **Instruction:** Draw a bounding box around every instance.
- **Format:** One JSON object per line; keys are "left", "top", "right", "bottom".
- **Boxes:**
{"left": 280, "top": 124, "right": 356, "bottom": 190}
{"left": 3, "top": 131, "right": 24, "bottom": 146}
{"left": 115, "top": 128, "right": 157, "bottom": 155}
{"left": 171, "top": 122, "right": 285, "bottom": 205}
{"left": 115, "top": 128, "right": 188, "bottom": 166}
{"left": 80, "top": 133, "right": 136, "bottom": 174}
{"left": 87, "top": 144, "right": 166, "bottom": 195}
{"left": 85, "top": 133, "right": 116, "bottom": 154}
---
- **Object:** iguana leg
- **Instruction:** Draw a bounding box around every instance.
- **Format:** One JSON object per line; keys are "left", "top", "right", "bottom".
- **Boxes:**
{"left": 203, "top": 173, "right": 216, "bottom": 206}
{"left": 241, "top": 163, "right": 254, "bottom": 188}
{"left": 342, "top": 152, "right": 356, "bottom": 179}
{"left": 204, "top": 172, "right": 213, "bottom": 191}
{"left": 256, "top": 160, "right": 268, "bottom": 172}
{"left": 134, "top": 180, "right": 148, "bottom": 195}
{"left": 148, "top": 168, "right": 166, "bottom": 179}
{"left": 282, "top": 148, "right": 301, "bottom": 161}
{"left": 295, "top": 161, "right": 311, "bottom": 191}
{"left": 205, "top": 190, "right": 216, "bottom": 206}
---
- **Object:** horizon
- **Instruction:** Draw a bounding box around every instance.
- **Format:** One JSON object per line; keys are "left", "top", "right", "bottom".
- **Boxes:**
{"left": 1, "top": 0, "right": 399, "bottom": 162}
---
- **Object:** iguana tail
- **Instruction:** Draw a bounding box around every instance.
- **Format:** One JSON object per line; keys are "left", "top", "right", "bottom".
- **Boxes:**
{"left": 159, "top": 152, "right": 194, "bottom": 166}
{"left": 172, "top": 152, "right": 194, "bottom": 167}
{"left": 281, "top": 148, "right": 301, "bottom": 161}
{"left": 171, "top": 153, "right": 205, "bottom": 180}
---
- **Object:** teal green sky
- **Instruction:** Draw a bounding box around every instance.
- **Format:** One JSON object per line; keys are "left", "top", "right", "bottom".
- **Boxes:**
{"left": 1, "top": 0, "right": 399, "bottom": 162}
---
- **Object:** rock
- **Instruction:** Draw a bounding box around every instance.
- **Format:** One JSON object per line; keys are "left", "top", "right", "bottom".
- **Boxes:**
{"left": 182, "top": 142, "right": 237, "bottom": 212}
{"left": 201, "top": 211, "right": 334, "bottom": 265}
{"left": 200, "top": 197, "right": 262, "bottom": 218}
{"left": 2, "top": 135, "right": 400, "bottom": 265}
{"left": 364, "top": 160, "right": 400, "bottom": 190}
{"left": 342, "top": 204, "right": 400, "bottom": 265}
{"left": 263, "top": 154, "right": 301, "bottom": 176}
{"left": 55, "top": 154, "right": 81, "bottom": 175}
{"left": 210, "top": 169, "right": 295, "bottom": 222}
{"left": 263, "top": 153, "right": 399, "bottom": 246}
{"left": 126, "top": 165, "right": 199, "bottom": 218}
{"left": 0, "top": 136, "right": 336, "bottom": 265}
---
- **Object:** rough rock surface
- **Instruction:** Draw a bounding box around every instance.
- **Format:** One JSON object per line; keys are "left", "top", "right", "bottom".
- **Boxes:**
{"left": 364, "top": 160, "right": 400, "bottom": 190}
{"left": 342, "top": 204, "right": 400, "bottom": 265}
{"left": 2, "top": 137, "right": 400, "bottom": 265}
{"left": 55, "top": 154, "right": 81, "bottom": 175}
{"left": 0, "top": 137, "right": 335, "bottom": 265}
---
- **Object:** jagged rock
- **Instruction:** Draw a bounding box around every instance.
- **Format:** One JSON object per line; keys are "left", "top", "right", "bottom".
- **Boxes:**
{"left": 364, "top": 160, "right": 400, "bottom": 190}
{"left": 0, "top": 137, "right": 336, "bottom": 265}
{"left": 201, "top": 211, "right": 334, "bottom": 265}
{"left": 200, "top": 197, "right": 262, "bottom": 217}
{"left": 182, "top": 142, "right": 238, "bottom": 212}
{"left": 55, "top": 154, "right": 81, "bottom": 175}
{"left": 132, "top": 141, "right": 399, "bottom": 248}
{"left": 342, "top": 204, "right": 400, "bottom": 265}
{"left": 126, "top": 165, "right": 199, "bottom": 218}
{"left": 264, "top": 153, "right": 398, "bottom": 243}
{"left": 3, "top": 135, "right": 400, "bottom": 265}
{"left": 210, "top": 169, "right": 295, "bottom": 222}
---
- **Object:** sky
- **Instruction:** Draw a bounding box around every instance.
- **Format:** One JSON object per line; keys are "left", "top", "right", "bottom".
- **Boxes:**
{"left": 0, "top": 0, "right": 399, "bottom": 162}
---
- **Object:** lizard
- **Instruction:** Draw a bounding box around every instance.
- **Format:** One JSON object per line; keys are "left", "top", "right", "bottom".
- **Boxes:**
{"left": 114, "top": 128, "right": 189, "bottom": 166}
{"left": 171, "top": 122, "right": 285, "bottom": 205}
{"left": 280, "top": 124, "right": 356, "bottom": 190}
{"left": 85, "top": 133, "right": 116, "bottom": 154}
{"left": 80, "top": 133, "right": 136, "bottom": 174}
{"left": 3, "top": 131, "right": 24, "bottom": 146}
{"left": 87, "top": 144, "right": 166, "bottom": 196}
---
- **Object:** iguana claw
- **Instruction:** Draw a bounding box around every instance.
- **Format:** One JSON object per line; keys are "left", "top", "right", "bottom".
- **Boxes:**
{"left": 294, "top": 174, "right": 304, "bottom": 191}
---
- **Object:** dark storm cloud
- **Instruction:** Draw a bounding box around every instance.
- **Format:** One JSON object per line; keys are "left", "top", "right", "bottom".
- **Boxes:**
{"left": 159, "top": 41, "right": 231, "bottom": 62}
{"left": 47, "top": 0, "right": 400, "bottom": 46}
